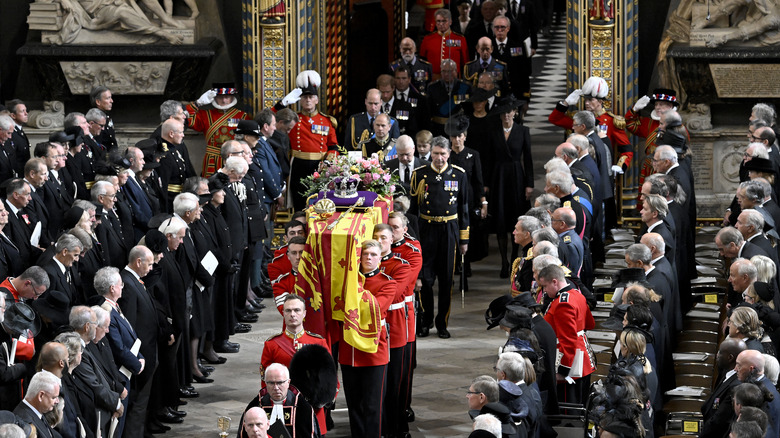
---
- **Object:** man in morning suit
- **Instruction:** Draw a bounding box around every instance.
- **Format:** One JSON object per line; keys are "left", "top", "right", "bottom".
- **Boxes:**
{"left": 700, "top": 338, "right": 747, "bottom": 438}
{"left": 119, "top": 246, "right": 159, "bottom": 438}
{"left": 13, "top": 371, "right": 62, "bottom": 438}
{"left": 39, "top": 234, "right": 83, "bottom": 305}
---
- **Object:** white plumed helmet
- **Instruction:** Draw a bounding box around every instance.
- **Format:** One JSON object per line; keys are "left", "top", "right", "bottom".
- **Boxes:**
{"left": 296, "top": 70, "right": 322, "bottom": 96}
{"left": 581, "top": 76, "right": 608, "bottom": 99}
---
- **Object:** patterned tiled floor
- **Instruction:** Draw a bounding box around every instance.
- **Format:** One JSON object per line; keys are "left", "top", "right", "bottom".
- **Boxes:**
{"left": 526, "top": 23, "right": 569, "bottom": 138}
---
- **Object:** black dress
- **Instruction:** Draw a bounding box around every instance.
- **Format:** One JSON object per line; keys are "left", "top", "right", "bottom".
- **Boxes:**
{"left": 465, "top": 113, "right": 499, "bottom": 177}
{"left": 449, "top": 147, "right": 488, "bottom": 261}
{"left": 487, "top": 122, "right": 534, "bottom": 232}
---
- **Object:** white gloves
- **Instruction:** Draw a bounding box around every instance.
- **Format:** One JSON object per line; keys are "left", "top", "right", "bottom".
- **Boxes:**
{"left": 633, "top": 95, "right": 651, "bottom": 112}
{"left": 196, "top": 89, "right": 217, "bottom": 106}
{"left": 282, "top": 88, "right": 303, "bottom": 106}
{"left": 611, "top": 165, "right": 624, "bottom": 175}
{"left": 564, "top": 89, "right": 582, "bottom": 106}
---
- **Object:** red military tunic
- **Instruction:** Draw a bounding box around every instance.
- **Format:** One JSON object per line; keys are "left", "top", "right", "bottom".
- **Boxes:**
{"left": 268, "top": 251, "right": 292, "bottom": 299}
{"left": 289, "top": 110, "right": 339, "bottom": 159}
{"left": 624, "top": 108, "right": 662, "bottom": 184}
{"left": 543, "top": 283, "right": 596, "bottom": 379}
{"left": 185, "top": 103, "right": 250, "bottom": 177}
{"left": 549, "top": 102, "right": 633, "bottom": 170}
{"left": 419, "top": 30, "right": 469, "bottom": 76}
{"left": 271, "top": 271, "right": 297, "bottom": 315}
{"left": 338, "top": 269, "right": 396, "bottom": 367}
{"left": 260, "top": 330, "right": 331, "bottom": 436}
{"left": 379, "top": 253, "right": 413, "bottom": 349}
{"left": 391, "top": 237, "right": 422, "bottom": 343}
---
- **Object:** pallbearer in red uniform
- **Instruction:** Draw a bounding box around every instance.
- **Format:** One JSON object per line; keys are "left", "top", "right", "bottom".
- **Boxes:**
{"left": 274, "top": 71, "right": 340, "bottom": 210}
{"left": 268, "top": 220, "right": 306, "bottom": 294}
{"left": 387, "top": 212, "right": 424, "bottom": 432}
{"left": 339, "top": 239, "right": 395, "bottom": 438}
{"left": 186, "top": 83, "right": 251, "bottom": 177}
{"left": 260, "top": 294, "right": 329, "bottom": 435}
{"left": 270, "top": 236, "right": 306, "bottom": 314}
{"left": 373, "top": 224, "right": 414, "bottom": 438}
{"left": 537, "top": 264, "right": 595, "bottom": 405}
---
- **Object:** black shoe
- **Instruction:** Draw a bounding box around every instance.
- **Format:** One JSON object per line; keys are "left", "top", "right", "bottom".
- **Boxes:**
{"left": 157, "top": 411, "right": 184, "bottom": 424}
{"left": 192, "top": 374, "right": 214, "bottom": 384}
{"left": 198, "top": 364, "right": 215, "bottom": 374}
{"left": 438, "top": 328, "right": 451, "bottom": 339}
{"left": 234, "top": 323, "right": 252, "bottom": 333}
{"left": 178, "top": 388, "right": 199, "bottom": 398}
{"left": 253, "top": 285, "right": 273, "bottom": 299}
{"left": 166, "top": 407, "right": 187, "bottom": 418}
{"left": 418, "top": 326, "right": 429, "bottom": 337}
{"left": 249, "top": 298, "right": 264, "bottom": 307}
{"left": 213, "top": 341, "right": 240, "bottom": 353}
{"left": 238, "top": 313, "right": 258, "bottom": 323}
{"left": 407, "top": 408, "right": 415, "bottom": 422}
{"left": 246, "top": 303, "right": 264, "bottom": 314}
{"left": 200, "top": 354, "right": 227, "bottom": 365}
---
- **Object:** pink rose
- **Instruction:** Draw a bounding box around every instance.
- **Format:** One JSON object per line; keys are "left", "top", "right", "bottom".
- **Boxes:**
{"left": 390, "top": 185, "right": 396, "bottom": 193}
{"left": 313, "top": 172, "right": 320, "bottom": 178}
{"left": 383, "top": 174, "right": 391, "bottom": 182}
{"left": 372, "top": 172, "right": 380, "bottom": 181}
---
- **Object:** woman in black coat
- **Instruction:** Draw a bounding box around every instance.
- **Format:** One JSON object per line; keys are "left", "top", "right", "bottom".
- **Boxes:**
{"left": 487, "top": 96, "right": 534, "bottom": 277}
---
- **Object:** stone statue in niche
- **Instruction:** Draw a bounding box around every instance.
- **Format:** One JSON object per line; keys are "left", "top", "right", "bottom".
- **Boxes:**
{"left": 691, "top": 0, "right": 780, "bottom": 47}
{"left": 29, "top": 0, "right": 196, "bottom": 45}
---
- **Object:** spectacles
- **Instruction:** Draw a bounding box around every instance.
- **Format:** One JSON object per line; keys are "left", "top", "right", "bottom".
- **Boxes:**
{"left": 266, "top": 380, "right": 289, "bottom": 387}
{"left": 90, "top": 122, "right": 106, "bottom": 128}
{"left": 466, "top": 391, "right": 482, "bottom": 396}
{"left": 493, "top": 25, "right": 508, "bottom": 29}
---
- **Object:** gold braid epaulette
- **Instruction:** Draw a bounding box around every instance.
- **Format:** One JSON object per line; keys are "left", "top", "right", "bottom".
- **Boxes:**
{"left": 410, "top": 171, "right": 426, "bottom": 205}
{"left": 510, "top": 257, "right": 522, "bottom": 283}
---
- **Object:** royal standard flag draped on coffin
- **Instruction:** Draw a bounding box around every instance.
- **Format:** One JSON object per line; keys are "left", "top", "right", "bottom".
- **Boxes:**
{"left": 295, "top": 204, "right": 388, "bottom": 353}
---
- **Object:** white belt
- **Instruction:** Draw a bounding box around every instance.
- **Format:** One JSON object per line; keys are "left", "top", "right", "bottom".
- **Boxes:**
{"left": 577, "top": 330, "right": 585, "bottom": 336}
{"left": 404, "top": 295, "right": 415, "bottom": 302}
{"left": 381, "top": 319, "right": 386, "bottom": 327}
{"left": 389, "top": 302, "right": 406, "bottom": 311}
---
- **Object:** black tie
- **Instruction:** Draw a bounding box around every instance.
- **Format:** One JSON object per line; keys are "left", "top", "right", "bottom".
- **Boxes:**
{"left": 499, "top": 43, "right": 505, "bottom": 55}
{"left": 369, "top": 116, "right": 375, "bottom": 128}
{"left": 384, "top": 103, "right": 390, "bottom": 114}
{"left": 404, "top": 165, "right": 411, "bottom": 183}
{"left": 481, "top": 61, "right": 488, "bottom": 70}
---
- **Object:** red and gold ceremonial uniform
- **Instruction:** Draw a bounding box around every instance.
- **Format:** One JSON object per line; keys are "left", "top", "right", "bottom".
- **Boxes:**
{"left": 284, "top": 110, "right": 339, "bottom": 210}
{"left": 543, "top": 283, "right": 595, "bottom": 379}
{"left": 260, "top": 329, "right": 329, "bottom": 377}
{"left": 185, "top": 103, "right": 250, "bottom": 177}
{"left": 419, "top": 30, "right": 469, "bottom": 77}
{"left": 549, "top": 103, "right": 633, "bottom": 170}
{"left": 624, "top": 108, "right": 662, "bottom": 183}
{"left": 380, "top": 254, "right": 413, "bottom": 349}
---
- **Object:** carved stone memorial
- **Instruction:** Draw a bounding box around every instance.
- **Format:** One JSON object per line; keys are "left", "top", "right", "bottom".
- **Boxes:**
{"left": 19, "top": 0, "right": 216, "bottom": 101}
